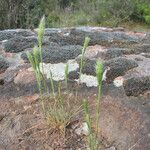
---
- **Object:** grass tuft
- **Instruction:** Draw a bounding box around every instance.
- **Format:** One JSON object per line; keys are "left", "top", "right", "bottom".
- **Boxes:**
{"left": 79, "top": 37, "right": 90, "bottom": 83}
{"left": 27, "top": 17, "right": 104, "bottom": 149}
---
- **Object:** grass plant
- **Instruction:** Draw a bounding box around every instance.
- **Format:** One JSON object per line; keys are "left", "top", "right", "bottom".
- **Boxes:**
{"left": 79, "top": 37, "right": 90, "bottom": 83}
{"left": 95, "top": 60, "right": 103, "bottom": 136}
{"left": 27, "top": 17, "right": 103, "bottom": 149}
{"left": 27, "top": 46, "right": 42, "bottom": 94}
{"left": 83, "top": 60, "right": 103, "bottom": 150}
{"left": 44, "top": 93, "right": 82, "bottom": 133}
{"left": 27, "top": 17, "right": 83, "bottom": 134}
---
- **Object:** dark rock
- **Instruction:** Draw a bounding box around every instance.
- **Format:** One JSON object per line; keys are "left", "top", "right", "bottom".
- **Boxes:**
{"left": 81, "top": 59, "right": 97, "bottom": 76}
{"left": 103, "top": 48, "right": 132, "bottom": 60}
{"left": 76, "top": 57, "right": 138, "bottom": 83}
{"left": 2, "top": 36, "right": 38, "bottom": 53}
{"left": 112, "top": 31, "right": 140, "bottom": 43}
{"left": 123, "top": 76, "right": 150, "bottom": 96}
{"left": 22, "top": 45, "right": 82, "bottom": 64}
{"left": 0, "top": 55, "right": 9, "bottom": 73}
{"left": 0, "top": 29, "right": 35, "bottom": 41}
{"left": 104, "top": 57, "right": 138, "bottom": 83}
{"left": 134, "top": 44, "right": 150, "bottom": 54}
{"left": 48, "top": 29, "right": 141, "bottom": 46}
{"left": 68, "top": 69, "right": 79, "bottom": 79}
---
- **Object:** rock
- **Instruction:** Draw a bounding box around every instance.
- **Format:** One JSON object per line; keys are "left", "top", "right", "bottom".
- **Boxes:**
{"left": 47, "top": 28, "right": 141, "bottom": 46}
{"left": 75, "top": 74, "right": 98, "bottom": 87}
{"left": 4, "top": 68, "right": 18, "bottom": 83}
{"left": 113, "top": 76, "right": 124, "bottom": 87}
{"left": 14, "top": 68, "right": 36, "bottom": 85}
{"left": 68, "top": 70, "right": 79, "bottom": 79}
{"left": 80, "top": 59, "right": 97, "bottom": 76}
{"left": 0, "top": 55, "right": 9, "bottom": 73}
{"left": 134, "top": 44, "right": 150, "bottom": 54}
{"left": 100, "top": 96, "right": 150, "bottom": 150}
{"left": 104, "top": 57, "right": 138, "bottom": 83}
{"left": 39, "top": 60, "right": 79, "bottom": 81}
{"left": 84, "top": 45, "right": 106, "bottom": 59}
{"left": 102, "top": 48, "right": 132, "bottom": 60}
{"left": 74, "top": 122, "right": 89, "bottom": 136}
{"left": 105, "top": 147, "right": 116, "bottom": 150}
{"left": 2, "top": 36, "right": 38, "bottom": 53}
{"left": 0, "top": 29, "right": 35, "bottom": 41}
{"left": 77, "top": 57, "right": 138, "bottom": 83}
{"left": 123, "top": 76, "right": 150, "bottom": 96}
{"left": 22, "top": 45, "right": 82, "bottom": 63}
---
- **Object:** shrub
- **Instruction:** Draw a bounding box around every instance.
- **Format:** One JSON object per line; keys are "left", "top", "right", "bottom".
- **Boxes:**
{"left": 137, "top": 3, "right": 150, "bottom": 24}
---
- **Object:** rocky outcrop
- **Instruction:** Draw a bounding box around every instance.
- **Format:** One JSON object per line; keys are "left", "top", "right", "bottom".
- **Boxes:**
{"left": 104, "top": 57, "right": 138, "bottom": 83}
{"left": 21, "top": 45, "right": 82, "bottom": 63}
{"left": 123, "top": 76, "right": 150, "bottom": 96}
{"left": 0, "top": 29, "right": 35, "bottom": 41}
{"left": 0, "top": 27, "right": 149, "bottom": 150}
{"left": 2, "top": 36, "right": 38, "bottom": 53}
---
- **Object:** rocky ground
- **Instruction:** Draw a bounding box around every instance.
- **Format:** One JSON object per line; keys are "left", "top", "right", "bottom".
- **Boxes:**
{"left": 0, "top": 27, "right": 150, "bottom": 150}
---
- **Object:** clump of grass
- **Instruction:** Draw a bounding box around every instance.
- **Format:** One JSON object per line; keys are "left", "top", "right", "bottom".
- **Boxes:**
{"left": 44, "top": 93, "right": 82, "bottom": 133}
{"left": 83, "top": 60, "right": 103, "bottom": 150}
{"left": 79, "top": 37, "right": 90, "bottom": 83}
{"left": 28, "top": 17, "right": 104, "bottom": 148}
{"left": 27, "top": 17, "right": 83, "bottom": 134}
{"left": 27, "top": 46, "right": 42, "bottom": 94}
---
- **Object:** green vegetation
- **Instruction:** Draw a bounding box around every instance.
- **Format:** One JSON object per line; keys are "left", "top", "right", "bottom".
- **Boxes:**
{"left": 1, "top": 0, "right": 150, "bottom": 29}
{"left": 79, "top": 37, "right": 90, "bottom": 83}
{"left": 27, "top": 17, "right": 83, "bottom": 133}
{"left": 83, "top": 99, "right": 99, "bottom": 150}
{"left": 83, "top": 60, "right": 103, "bottom": 150}
{"left": 27, "top": 17, "right": 103, "bottom": 149}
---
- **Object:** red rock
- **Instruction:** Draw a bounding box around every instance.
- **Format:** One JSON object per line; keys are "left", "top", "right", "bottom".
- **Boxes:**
{"left": 14, "top": 68, "right": 36, "bottom": 85}
{"left": 25, "top": 94, "right": 39, "bottom": 104}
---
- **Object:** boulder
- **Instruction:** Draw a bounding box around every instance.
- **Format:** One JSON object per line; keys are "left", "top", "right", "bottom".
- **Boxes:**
{"left": 14, "top": 68, "right": 36, "bottom": 86}
{"left": 0, "top": 29, "right": 35, "bottom": 41}
{"left": 134, "top": 44, "right": 150, "bottom": 54}
{"left": 2, "top": 36, "right": 38, "bottom": 53}
{"left": 104, "top": 57, "right": 138, "bottom": 83}
{"left": 123, "top": 76, "right": 150, "bottom": 96}
{"left": 21, "top": 45, "right": 82, "bottom": 63}
{"left": 76, "top": 57, "right": 138, "bottom": 83}
{"left": 102, "top": 48, "right": 133, "bottom": 60}
{"left": 47, "top": 29, "right": 141, "bottom": 46}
